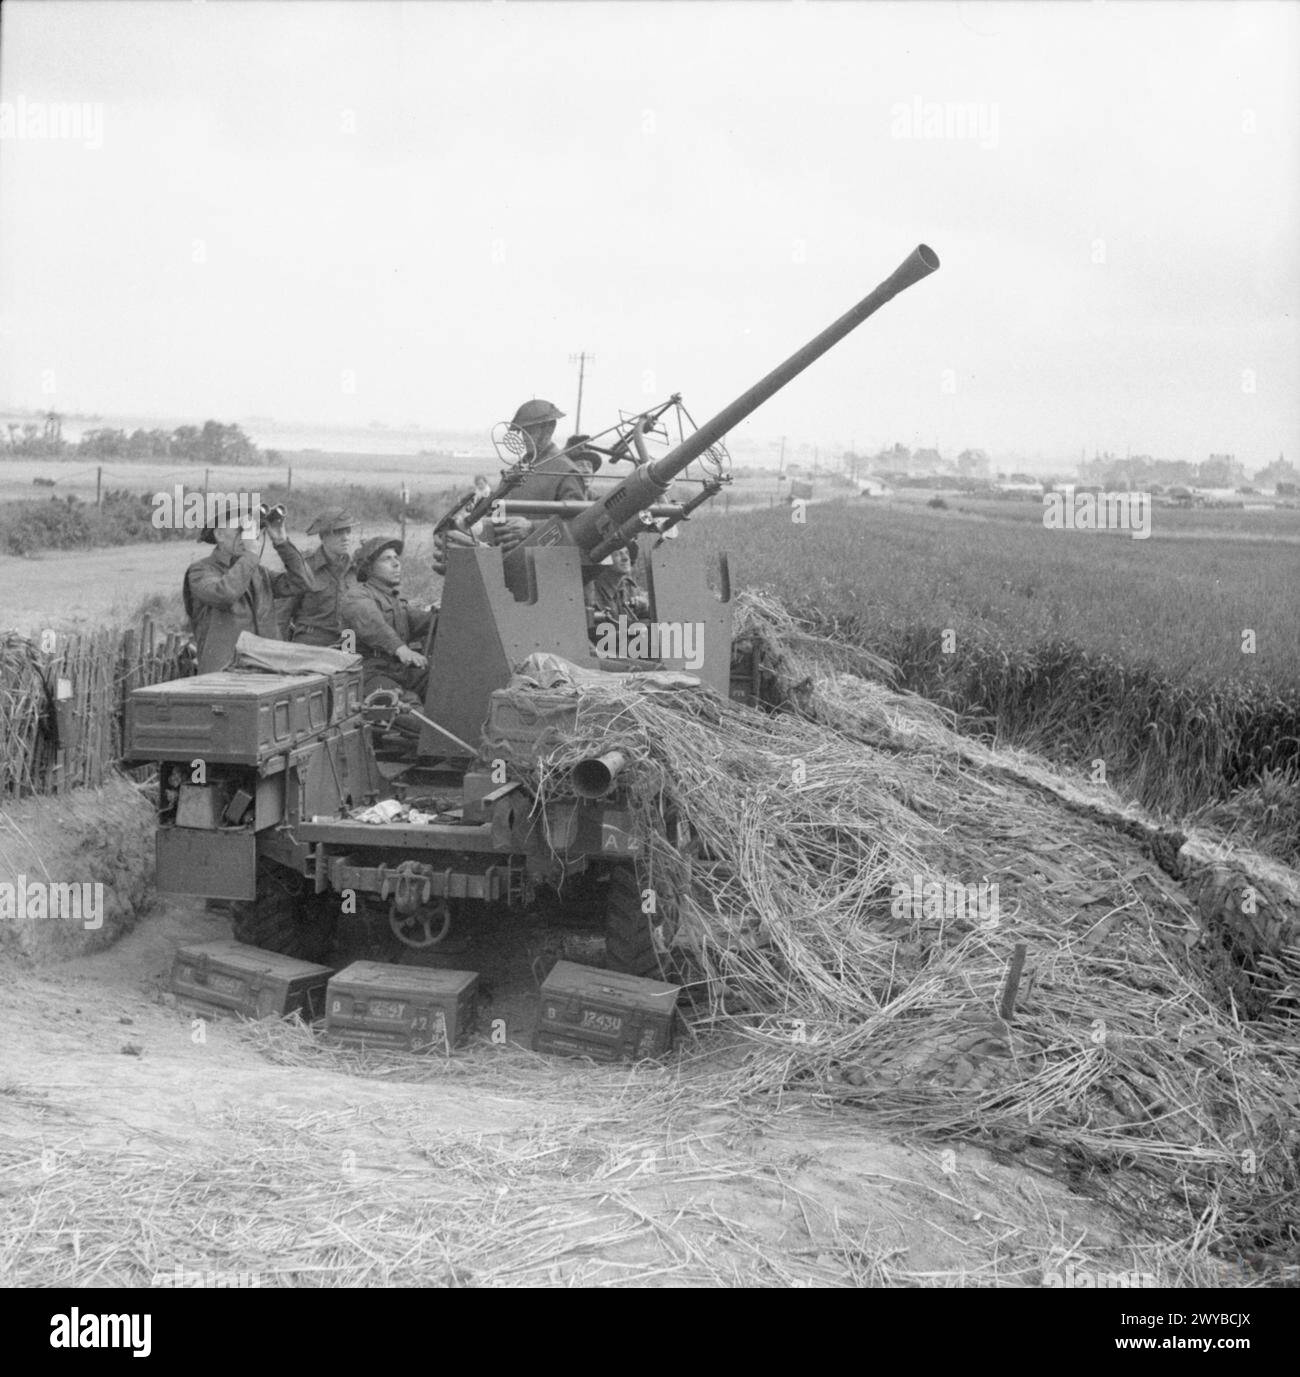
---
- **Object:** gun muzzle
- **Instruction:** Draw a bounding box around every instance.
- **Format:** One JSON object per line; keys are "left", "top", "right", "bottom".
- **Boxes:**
{"left": 571, "top": 751, "right": 626, "bottom": 799}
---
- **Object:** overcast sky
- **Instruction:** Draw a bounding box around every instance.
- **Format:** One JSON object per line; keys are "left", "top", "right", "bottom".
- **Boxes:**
{"left": 1, "top": 0, "right": 1296, "bottom": 464}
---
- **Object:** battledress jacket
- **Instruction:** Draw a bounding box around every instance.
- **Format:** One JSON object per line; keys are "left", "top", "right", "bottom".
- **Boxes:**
{"left": 183, "top": 538, "right": 316, "bottom": 674}
{"left": 508, "top": 442, "right": 589, "bottom": 504}
{"left": 341, "top": 580, "right": 437, "bottom": 696}
{"left": 276, "top": 545, "right": 357, "bottom": 646}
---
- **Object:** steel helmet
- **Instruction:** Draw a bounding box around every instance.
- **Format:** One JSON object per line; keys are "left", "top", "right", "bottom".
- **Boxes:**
{"left": 354, "top": 535, "right": 403, "bottom": 581}
{"left": 510, "top": 399, "right": 565, "bottom": 428}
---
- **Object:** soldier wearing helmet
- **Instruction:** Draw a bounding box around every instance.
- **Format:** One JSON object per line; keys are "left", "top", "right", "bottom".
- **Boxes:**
{"left": 503, "top": 398, "right": 588, "bottom": 505}
{"left": 342, "top": 536, "right": 436, "bottom": 701}
{"left": 479, "top": 399, "right": 588, "bottom": 553}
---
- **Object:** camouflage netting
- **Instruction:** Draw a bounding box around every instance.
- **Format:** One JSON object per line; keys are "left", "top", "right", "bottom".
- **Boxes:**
{"left": 504, "top": 591, "right": 1300, "bottom": 1279}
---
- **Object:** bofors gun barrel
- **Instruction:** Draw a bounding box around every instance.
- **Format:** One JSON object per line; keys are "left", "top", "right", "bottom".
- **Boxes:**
{"left": 501, "top": 243, "right": 939, "bottom": 579}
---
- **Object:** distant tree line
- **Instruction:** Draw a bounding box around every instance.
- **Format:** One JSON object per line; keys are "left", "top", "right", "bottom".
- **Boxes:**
{"left": 2, "top": 414, "right": 278, "bottom": 465}
{"left": 840, "top": 443, "right": 1297, "bottom": 492}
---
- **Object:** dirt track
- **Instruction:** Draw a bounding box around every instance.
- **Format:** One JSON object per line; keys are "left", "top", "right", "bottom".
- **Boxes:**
{"left": 0, "top": 896, "right": 1188, "bottom": 1289}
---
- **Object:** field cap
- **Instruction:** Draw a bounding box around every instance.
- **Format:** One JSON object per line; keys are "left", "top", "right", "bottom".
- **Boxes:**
{"left": 564, "top": 434, "right": 602, "bottom": 472}
{"left": 307, "top": 507, "right": 356, "bottom": 535}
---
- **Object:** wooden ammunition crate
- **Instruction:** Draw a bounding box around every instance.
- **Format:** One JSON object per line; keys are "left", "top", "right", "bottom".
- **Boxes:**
{"left": 325, "top": 962, "right": 478, "bottom": 1053}
{"left": 533, "top": 960, "right": 679, "bottom": 1062}
{"left": 127, "top": 669, "right": 361, "bottom": 766}
{"left": 170, "top": 939, "right": 334, "bottom": 1020}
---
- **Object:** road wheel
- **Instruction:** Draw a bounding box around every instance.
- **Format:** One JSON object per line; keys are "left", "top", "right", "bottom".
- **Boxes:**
{"left": 231, "top": 857, "right": 337, "bottom": 964}
{"left": 603, "top": 863, "right": 676, "bottom": 978}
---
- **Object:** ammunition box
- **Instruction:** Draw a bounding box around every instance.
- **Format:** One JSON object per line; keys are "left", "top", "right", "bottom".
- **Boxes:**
{"left": 127, "top": 669, "right": 362, "bottom": 766}
{"left": 324, "top": 962, "right": 478, "bottom": 1053}
{"left": 157, "top": 826, "right": 258, "bottom": 900}
{"left": 170, "top": 939, "right": 334, "bottom": 1020}
{"left": 533, "top": 960, "right": 679, "bottom": 1062}
{"left": 484, "top": 689, "right": 582, "bottom": 764}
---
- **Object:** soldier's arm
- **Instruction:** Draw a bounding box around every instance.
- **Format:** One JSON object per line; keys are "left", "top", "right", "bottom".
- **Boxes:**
{"left": 267, "top": 537, "right": 317, "bottom": 597}
{"left": 342, "top": 591, "right": 403, "bottom": 656}
{"left": 186, "top": 552, "right": 262, "bottom": 609}
{"left": 555, "top": 472, "right": 588, "bottom": 504}
{"left": 273, "top": 593, "right": 299, "bottom": 639}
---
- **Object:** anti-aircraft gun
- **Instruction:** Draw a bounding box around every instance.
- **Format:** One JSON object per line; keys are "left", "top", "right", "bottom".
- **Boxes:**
{"left": 126, "top": 245, "right": 939, "bottom": 975}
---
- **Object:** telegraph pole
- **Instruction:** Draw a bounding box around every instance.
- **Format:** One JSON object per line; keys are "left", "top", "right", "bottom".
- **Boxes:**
{"left": 569, "top": 351, "right": 594, "bottom": 434}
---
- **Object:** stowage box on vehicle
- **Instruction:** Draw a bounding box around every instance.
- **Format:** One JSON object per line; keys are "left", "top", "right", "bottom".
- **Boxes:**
{"left": 126, "top": 670, "right": 362, "bottom": 766}
{"left": 533, "top": 960, "right": 679, "bottom": 1062}
{"left": 170, "top": 939, "right": 334, "bottom": 1020}
{"left": 324, "top": 962, "right": 479, "bottom": 1053}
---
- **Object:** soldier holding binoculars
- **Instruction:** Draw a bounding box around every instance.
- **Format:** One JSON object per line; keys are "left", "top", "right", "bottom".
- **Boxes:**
{"left": 183, "top": 500, "right": 315, "bottom": 674}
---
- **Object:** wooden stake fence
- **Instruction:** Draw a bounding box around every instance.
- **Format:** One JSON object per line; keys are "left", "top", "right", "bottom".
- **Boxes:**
{"left": 1, "top": 617, "right": 190, "bottom": 796}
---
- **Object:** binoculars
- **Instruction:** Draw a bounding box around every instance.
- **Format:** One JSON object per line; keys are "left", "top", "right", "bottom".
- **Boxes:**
{"left": 258, "top": 503, "right": 287, "bottom": 524}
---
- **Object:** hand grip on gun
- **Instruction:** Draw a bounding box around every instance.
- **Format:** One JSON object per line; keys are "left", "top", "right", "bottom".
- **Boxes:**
{"left": 486, "top": 515, "right": 532, "bottom": 553}
{"left": 432, "top": 527, "right": 477, "bottom": 577}
{"left": 395, "top": 645, "right": 427, "bottom": 670}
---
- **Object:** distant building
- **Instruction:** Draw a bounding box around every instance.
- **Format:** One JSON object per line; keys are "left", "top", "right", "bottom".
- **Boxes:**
{"left": 996, "top": 475, "right": 1043, "bottom": 496}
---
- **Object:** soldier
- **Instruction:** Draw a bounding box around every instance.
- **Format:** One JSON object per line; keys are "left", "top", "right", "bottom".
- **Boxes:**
{"left": 277, "top": 507, "right": 357, "bottom": 645}
{"left": 342, "top": 536, "right": 436, "bottom": 701}
{"left": 184, "top": 501, "right": 315, "bottom": 674}
{"left": 434, "top": 404, "right": 596, "bottom": 570}
{"left": 484, "top": 399, "right": 586, "bottom": 552}
{"left": 586, "top": 536, "right": 650, "bottom": 638}
{"left": 564, "top": 433, "right": 603, "bottom": 499}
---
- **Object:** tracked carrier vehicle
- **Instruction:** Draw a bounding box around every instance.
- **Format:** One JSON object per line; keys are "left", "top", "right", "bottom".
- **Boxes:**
{"left": 128, "top": 246, "right": 940, "bottom": 974}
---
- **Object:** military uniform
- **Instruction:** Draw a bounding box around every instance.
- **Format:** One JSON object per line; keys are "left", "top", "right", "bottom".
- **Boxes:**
{"left": 509, "top": 441, "right": 589, "bottom": 504}
{"left": 586, "top": 568, "right": 649, "bottom": 632}
{"left": 279, "top": 545, "right": 356, "bottom": 645}
{"left": 342, "top": 579, "right": 437, "bottom": 699}
{"left": 184, "top": 537, "right": 315, "bottom": 674}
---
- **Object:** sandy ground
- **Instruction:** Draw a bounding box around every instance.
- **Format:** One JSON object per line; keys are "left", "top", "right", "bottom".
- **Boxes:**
{"left": 0, "top": 894, "right": 1190, "bottom": 1290}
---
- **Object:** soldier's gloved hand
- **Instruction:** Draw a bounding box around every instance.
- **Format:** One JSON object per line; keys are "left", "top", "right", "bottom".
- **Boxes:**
{"left": 432, "top": 528, "right": 477, "bottom": 577}
{"left": 395, "top": 645, "right": 428, "bottom": 671}
{"left": 487, "top": 516, "right": 533, "bottom": 553}
{"left": 265, "top": 511, "right": 287, "bottom": 542}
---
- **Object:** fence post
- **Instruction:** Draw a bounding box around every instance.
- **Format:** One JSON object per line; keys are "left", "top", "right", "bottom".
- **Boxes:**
{"left": 400, "top": 482, "right": 408, "bottom": 547}
{"left": 96, "top": 466, "right": 103, "bottom": 508}
{"left": 203, "top": 468, "right": 210, "bottom": 500}
{"left": 286, "top": 464, "right": 293, "bottom": 497}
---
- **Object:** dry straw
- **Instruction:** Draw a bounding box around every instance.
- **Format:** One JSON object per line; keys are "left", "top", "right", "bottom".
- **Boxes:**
{"left": 509, "top": 591, "right": 1299, "bottom": 1277}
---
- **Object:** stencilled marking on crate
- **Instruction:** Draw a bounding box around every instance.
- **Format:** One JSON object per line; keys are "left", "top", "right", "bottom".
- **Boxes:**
{"left": 581, "top": 1009, "right": 624, "bottom": 1036}
{"left": 368, "top": 999, "right": 406, "bottom": 1021}
{"left": 203, "top": 972, "right": 245, "bottom": 996}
